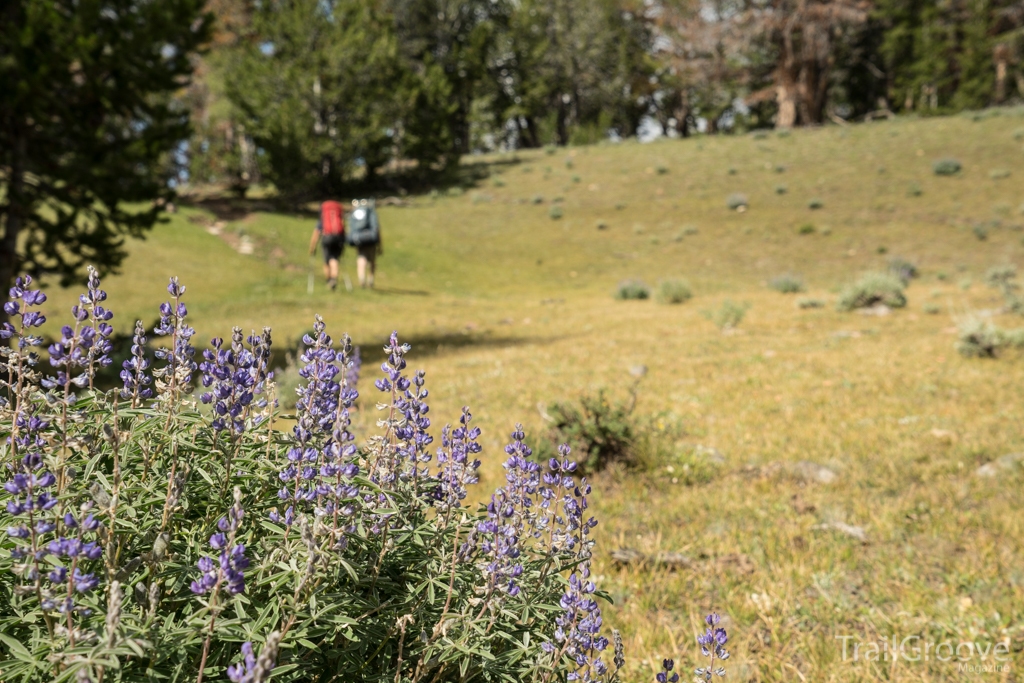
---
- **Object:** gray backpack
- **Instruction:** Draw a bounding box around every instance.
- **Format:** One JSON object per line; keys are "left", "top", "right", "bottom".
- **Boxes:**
{"left": 346, "top": 201, "right": 380, "bottom": 246}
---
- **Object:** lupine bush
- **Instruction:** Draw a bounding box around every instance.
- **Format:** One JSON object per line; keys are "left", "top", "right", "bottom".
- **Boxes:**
{"left": 0, "top": 275, "right": 627, "bottom": 683}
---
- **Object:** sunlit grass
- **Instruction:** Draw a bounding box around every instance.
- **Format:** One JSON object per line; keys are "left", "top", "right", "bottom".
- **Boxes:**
{"left": 38, "top": 110, "right": 1024, "bottom": 681}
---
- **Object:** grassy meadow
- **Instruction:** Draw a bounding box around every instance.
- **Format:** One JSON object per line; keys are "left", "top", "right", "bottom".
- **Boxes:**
{"left": 41, "top": 110, "right": 1024, "bottom": 681}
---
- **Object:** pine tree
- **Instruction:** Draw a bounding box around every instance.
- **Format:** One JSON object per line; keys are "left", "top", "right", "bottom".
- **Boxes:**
{"left": 0, "top": 0, "right": 210, "bottom": 324}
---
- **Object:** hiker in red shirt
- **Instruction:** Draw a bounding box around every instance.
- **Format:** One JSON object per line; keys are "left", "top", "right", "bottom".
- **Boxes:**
{"left": 309, "top": 200, "right": 346, "bottom": 290}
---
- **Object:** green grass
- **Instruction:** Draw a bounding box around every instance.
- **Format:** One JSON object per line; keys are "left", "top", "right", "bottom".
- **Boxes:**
{"left": 37, "top": 111, "right": 1024, "bottom": 682}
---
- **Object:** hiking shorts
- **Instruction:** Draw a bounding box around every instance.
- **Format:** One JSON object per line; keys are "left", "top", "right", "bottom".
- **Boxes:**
{"left": 321, "top": 233, "right": 344, "bottom": 263}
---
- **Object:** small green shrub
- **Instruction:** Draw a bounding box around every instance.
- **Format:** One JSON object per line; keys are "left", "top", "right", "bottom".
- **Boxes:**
{"left": 726, "top": 193, "right": 748, "bottom": 210}
{"left": 544, "top": 144, "right": 556, "bottom": 155}
{"left": 492, "top": 178, "right": 505, "bottom": 188}
{"left": 708, "top": 300, "right": 750, "bottom": 330}
{"left": 751, "top": 130, "right": 769, "bottom": 140}
{"left": 777, "top": 129, "right": 791, "bottom": 138}
{"left": 877, "top": 246, "right": 888, "bottom": 254}
{"left": 923, "top": 303, "right": 941, "bottom": 314}
{"left": 956, "top": 318, "right": 1003, "bottom": 358}
{"left": 543, "top": 387, "right": 638, "bottom": 473}
{"left": 596, "top": 220, "right": 609, "bottom": 230}
{"left": 1013, "top": 128, "right": 1024, "bottom": 141}
{"left": 775, "top": 185, "right": 788, "bottom": 195}
{"left": 572, "top": 174, "right": 581, "bottom": 183}
{"left": 659, "top": 279, "right": 693, "bottom": 304}
{"left": 775, "top": 165, "right": 786, "bottom": 173}
{"left": 656, "top": 165, "right": 669, "bottom": 175}
{"left": 933, "top": 158, "right": 962, "bottom": 176}
{"left": 798, "top": 223, "right": 815, "bottom": 235}
{"left": 985, "top": 265, "right": 1023, "bottom": 314}
{"left": 615, "top": 202, "right": 626, "bottom": 210}
{"left": 447, "top": 186, "right": 464, "bottom": 197}
{"left": 797, "top": 298, "right": 825, "bottom": 309}
{"left": 531, "top": 194, "right": 544, "bottom": 204}
{"left": 616, "top": 279, "right": 651, "bottom": 300}
{"left": 989, "top": 169, "right": 1011, "bottom": 180}
{"left": 429, "top": 188, "right": 440, "bottom": 199}
{"left": 888, "top": 257, "right": 919, "bottom": 284}
{"left": 973, "top": 225, "right": 988, "bottom": 240}
{"left": 769, "top": 274, "right": 805, "bottom": 293}
{"left": 1005, "top": 327, "right": 1024, "bottom": 348}
{"left": 807, "top": 198, "right": 824, "bottom": 210}
{"left": 837, "top": 272, "right": 907, "bottom": 311}
{"left": 683, "top": 224, "right": 699, "bottom": 235}
{"left": 565, "top": 159, "right": 574, "bottom": 169}
{"left": 549, "top": 205, "right": 563, "bottom": 220}
{"left": 908, "top": 183, "right": 922, "bottom": 196}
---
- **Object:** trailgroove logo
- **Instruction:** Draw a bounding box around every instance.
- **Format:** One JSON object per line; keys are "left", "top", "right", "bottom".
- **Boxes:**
{"left": 835, "top": 635, "right": 1011, "bottom": 669}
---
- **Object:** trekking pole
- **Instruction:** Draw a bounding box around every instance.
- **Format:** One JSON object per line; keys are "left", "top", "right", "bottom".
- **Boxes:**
{"left": 342, "top": 273, "right": 353, "bottom": 292}
{"left": 307, "top": 255, "right": 315, "bottom": 295}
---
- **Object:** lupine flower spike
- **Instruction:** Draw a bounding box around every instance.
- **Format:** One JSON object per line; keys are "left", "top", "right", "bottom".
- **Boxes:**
{"left": 695, "top": 613, "right": 729, "bottom": 681}
{"left": 656, "top": 659, "right": 679, "bottom": 683}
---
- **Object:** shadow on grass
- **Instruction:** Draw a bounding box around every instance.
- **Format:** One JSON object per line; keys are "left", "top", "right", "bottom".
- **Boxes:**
{"left": 354, "top": 329, "right": 566, "bottom": 365}
{"left": 176, "top": 156, "right": 525, "bottom": 221}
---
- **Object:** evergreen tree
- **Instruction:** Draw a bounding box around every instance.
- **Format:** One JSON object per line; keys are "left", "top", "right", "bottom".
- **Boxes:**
{"left": 0, "top": 0, "right": 210, "bottom": 324}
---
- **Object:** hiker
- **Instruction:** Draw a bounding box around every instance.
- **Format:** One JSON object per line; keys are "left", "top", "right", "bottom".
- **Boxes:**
{"left": 347, "top": 198, "right": 382, "bottom": 289}
{"left": 309, "top": 199, "right": 346, "bottom": 290}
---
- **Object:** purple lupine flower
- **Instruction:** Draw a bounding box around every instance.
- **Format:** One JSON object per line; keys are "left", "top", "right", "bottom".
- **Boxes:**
{"left": 190, "top": 489, "right": 249, "bottom": 596}
{"left": 345, "top": 345, "right": 361, "bottom": 391}
{"left": 433, "top": 408, "right": 481, "bottom": 514}
{"left": 248, "top": 327, "right": 274, "bottom": 426}
{"left": 394, "top": 369, "right": 433, "bottom": 482}
{"left": 273, "top": 316, "right": 340, "bottom": 525}
{"left": 227, "top": 632, "right": 281, "bottom": 683}
{"left": 319, "top": 333, "right": 360, "bottom": 546}
{"left": 475, "top": 427, "right": 539, "bottom": 598}
{"left": 199, "top": 327, "right": 272, "bottom": 436}
{"left": 656, "top": 659, "right": 680, "bottom": 683}
{"left": 43, "top": 267, "right": 114, "bottom": 393}
{"left": 543, "top": 563, "right": 610, "bottom": 683}
{"left": 38, "top": 506, "right": 104, "bottom": 613}
{"left": 82, "top": 266, "right": 114, "bottom": 385}
{"left": 369, "top": 331, "right": 412, "bottom": 488}
{"left": 120, "top": 320, "right": 154, "bottom": 406}
{"left": 1, "top": 276, "right": 47, "bottom": 408}
{"left": 152, "top": 277, "right": 196, "bottom": 399}
{"left": 539, "top": 445, "right": 597, "bottom": 559}
{"left": 695, "top": 613, "right": 729, "bottom": 681}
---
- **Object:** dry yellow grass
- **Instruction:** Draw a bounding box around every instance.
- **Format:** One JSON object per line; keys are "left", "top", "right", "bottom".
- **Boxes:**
{"left": 38, "top": 110, "right": 1024, "bottom": 681}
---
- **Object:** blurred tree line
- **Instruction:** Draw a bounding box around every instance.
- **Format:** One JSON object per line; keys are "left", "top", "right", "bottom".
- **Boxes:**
{"left": 189, "top": 0, "right": 1024, "bottom": 196}
{"left": 5, "top": 0, "right": 1024, "bottom": 305}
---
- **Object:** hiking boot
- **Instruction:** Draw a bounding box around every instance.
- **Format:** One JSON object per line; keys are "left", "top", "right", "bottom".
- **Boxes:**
{"left": 328, "top": 278, "right": 337, "bottom": 291}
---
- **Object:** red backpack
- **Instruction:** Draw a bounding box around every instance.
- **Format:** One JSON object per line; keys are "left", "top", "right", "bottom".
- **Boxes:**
{"left": 321, "top": 201, "right": 345, "bottom": 236}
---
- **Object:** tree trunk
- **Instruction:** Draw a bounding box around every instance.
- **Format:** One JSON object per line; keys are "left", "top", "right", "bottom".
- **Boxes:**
{"left": 776, "top": 81, "right": 798, "bottom": 128}
{"left": 555, "top": 97, "right": 569, "bottom": 146}
{"left": 0, "top": 138, "right": 25, "bottom": 331}
{"left": 994, "top": 44, "right": 1009, "bottom": 104}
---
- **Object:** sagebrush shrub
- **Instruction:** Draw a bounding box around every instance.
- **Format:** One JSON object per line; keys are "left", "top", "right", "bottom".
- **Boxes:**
{"left": 659, "top": 279, "right": 693, "bottom": 304}
{"left": 549, "top": 205, "right": 564, "bottom": 220}
{"left": 887, "top": 257, "right": 919, "bottom": 284}
{"left": 807, "top": 198, "right": 824, "bottom": 210}
{"left": 0, "top": 275, "right": 626, "bottom": 683}
{"left": 985, "top": 265, "right": 1024, "bottom": 315}
{"left": 616, "top": 280, "right": 650, "bottom": 300}
{"left": 726, "top": 194, "right": 748, "bottom": 210}
{"left": 797, "top": 298, "right": 825, "bottom": 309}
{"left": 797, "top": 223, "right": 814, "bottom": 234}
{"left": 775, "top": 185, "right": 788, "bottom": 195}
{"left": 956, "top": 317, "right": 1003, "bottom": 358}
{"left": 932, "top": 158, "right": 962, "bottom": 176}
{"left": 769, "top": 274, "right": 804, "bottom": 294}
{"left": 837, "top": 272, "right": 907, "bottom": 311}
{"left": 708, "top": 300, "right": 749, "bottom": 330}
